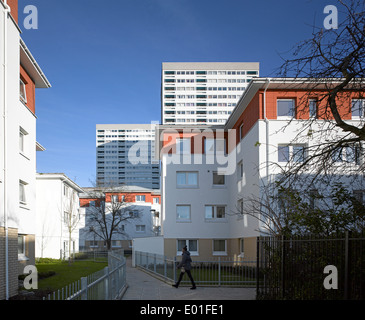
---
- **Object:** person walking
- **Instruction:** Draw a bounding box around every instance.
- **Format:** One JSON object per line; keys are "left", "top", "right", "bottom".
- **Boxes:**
{"left": 172, "top": 245, "right": 196, "bottom": 290}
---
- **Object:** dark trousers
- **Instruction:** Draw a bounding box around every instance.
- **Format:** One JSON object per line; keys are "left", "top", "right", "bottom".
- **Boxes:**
{"left": 176, "top": 269, "right": 196, "bottom": 287}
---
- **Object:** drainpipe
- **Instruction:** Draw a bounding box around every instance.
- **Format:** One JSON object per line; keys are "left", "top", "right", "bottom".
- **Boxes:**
{"left": 2, "top": 0, "right": 11, "bottom": 300}
{"left": 263, "top": 78, "right": 271, "bottom": 179}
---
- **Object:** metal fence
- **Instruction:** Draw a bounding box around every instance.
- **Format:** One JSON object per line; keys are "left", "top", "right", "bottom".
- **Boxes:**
{"left": 256, "top": 232, "right": 365, "bottom": 300}
{"left": 43, "top": 249, "right": 126, "bottom": 300}
{"left": 134, "top": 251, "right": 256, "bottom": 287}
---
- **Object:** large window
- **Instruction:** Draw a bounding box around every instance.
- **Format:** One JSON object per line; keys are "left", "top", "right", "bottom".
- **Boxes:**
{"left": 177, "top": 239, "right": 198, "bottom": 255}
{"left": 278, "top": 144, "right": 305, "bottom": 163}
{"left": 19, "top": 180, "right": 27, "bottom": 205}
{"left": 176, "top": 171, "right": 198, "bottom": 188}
{"left": 309, "top": 99, "right": 318, "bottom": 118}
{"left": 135, "top": 195, "right": 146, "bottom": 202}
{"left": 176, "top": 205, "right": 191, "bottom": 222}
{"left": 205, "top": 205, "right": 226, "bottom": 220}
{"left": 352, "top": 99, "right": 365, "bottom": 118}
{"left": 213, "top": 171, "right": 225, "bottom": 186}
{"left": 213, "top": 240, "right": 227, "bottom": 255}
{"left": 277, "top": 99, "right": 295, "bottom": 118}
{"left": 19, "top": 127, "right": 28, "bottom": 155}
{"left": 19, "top": 79, "right": 27, "bottom": 103}
{"left": 176, "top": 138, "right": 191, "bottom": 155}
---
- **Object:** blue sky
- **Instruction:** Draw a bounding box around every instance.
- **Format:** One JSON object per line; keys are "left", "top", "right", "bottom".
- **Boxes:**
{"left": 18, "top": 0, "right": 335, "bottom": 187}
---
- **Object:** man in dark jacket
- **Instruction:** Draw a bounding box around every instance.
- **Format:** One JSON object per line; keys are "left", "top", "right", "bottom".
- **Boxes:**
{"left": 172, "top": 246, "right": 196, "bottom": 289}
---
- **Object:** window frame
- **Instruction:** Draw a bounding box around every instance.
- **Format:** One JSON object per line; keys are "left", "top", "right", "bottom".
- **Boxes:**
{"left": 177, "top": 239, "right": 198, "bottom": 256}
{"left": 352, "top": 99, "right": 365, "bottom": 119}
{"left": 176, "top": 205, "right": 191, "bottom": 222}
{"left": 19, "top": 78, "right": 27, "bottom": 103}
{"left": 176, "top": 171, "right": 199, "bottom": 188}
{"left": 212, "top": 239, "right": 227, "bottom": 255}
{"left": 277, "top": 99, "right": 295, "bottom": 118}
{"left": 204, "top": 205, "right": 227, "bottom": 221}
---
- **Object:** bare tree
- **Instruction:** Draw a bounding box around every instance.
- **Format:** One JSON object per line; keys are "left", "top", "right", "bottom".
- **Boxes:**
{"left": 271, "top": 0, "right": 365, "bottom": 185}
{"left": 82, "top": 183, "right": 141, "bottom": 251}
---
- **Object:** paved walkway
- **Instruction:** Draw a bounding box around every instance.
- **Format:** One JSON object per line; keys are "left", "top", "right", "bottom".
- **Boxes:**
{"left": 121, "top": 257, "right": 256, "bottom": 300}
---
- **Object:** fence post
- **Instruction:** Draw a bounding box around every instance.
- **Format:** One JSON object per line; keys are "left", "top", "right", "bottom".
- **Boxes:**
{"left": 104, "top": 266, "right": 110, "bottom": 300}
{"left": 154, "top": 254, "right": 157, "bottom": 273}
{"left": 281, "top": 235, "right": 285, "bottom": 299}
{"left": 218, "top": 257, "right": 221, "bottom": 286}
{"left": 164, "top": 255, "right": 167, "bottom": 278}
{"left": 81, "top": 277, "right": 87, "bottom": 300}
{"left": 256, "top": 237, "right": 260, "bottom": 298}
{"left": 344, "top": 231, "right": 349, "bottom": 300}
{"left": 173, "top": 256, "right": 177, "bottom": 283}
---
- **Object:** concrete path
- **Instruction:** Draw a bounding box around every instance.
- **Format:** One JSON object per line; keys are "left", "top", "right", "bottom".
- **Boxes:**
{"left": 121, "top": 257, "right": 256, "bottom": 300}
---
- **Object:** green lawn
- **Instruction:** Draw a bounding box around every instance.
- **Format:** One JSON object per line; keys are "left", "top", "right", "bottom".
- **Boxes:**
{"left": 35, "top": 259, "right": 108, "bottom": 292}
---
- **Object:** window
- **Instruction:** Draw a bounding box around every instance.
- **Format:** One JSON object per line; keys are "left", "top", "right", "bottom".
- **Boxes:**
{"left": 19, "top": 127, "right": 28, "bottom": 154}
{"left": 19, "top": 180, "right": 27, "bottom": 205}
{"left": 153, "top": 197, "right": 160, "bottom": 204}
{"left": 332, "top": 144, "right": 362, "bottom": 164}
{"left": 204, "top": 138, "right": 215, "bottom": 154}
{"left": 19, "top": 79, "right": 27, "bottom": 103}
{"left": 237, "top": 161, "right": 243, "bottom": 180}
{"left": 176, "top": 205, "right": 191, "bottom": 221}
{"left": 176, "top": 138, "right": 191, "bottom": 155}
{"left": 111, "top": 195, "right": 118, "bottom": 202}
{"left": 136, "top": 225, "right": 146, "bottom": 233}
{"left": 177, "top": 239, "right": 198, "bottom": 255}
{"left": 18, "top": 235, "right": 25, "bottom": 255}
{"left": 213, "top": 240, "right": 227, "bottom": 255}
{"left": 205, "top": 205, "right": 226, "bottom": 220}
{"left": 352, "top": 99, "right": 365, "bottom": 118}
{"left": 239, "top": 238, "right": 244, "bottom": 257}
{"left": 176, "top": 171, "right": 198, "bottom": 188}
{"left": 136, "top": 195, "right": 145, "bottom": 202}
{"left": 112, "top": 240, "right": 122, "bottom": 247}
{"left": 277, "top": 99, "right": 295, "bottom": 118}
{"left": 309, "top": 189, "right": 320, "bottom": 211}
{"left": 278, "top": 145, "right": 305, "bottom": 162}
{"left": 239, "top": 123, "right": 244, "bottom": 140}
{"left": 89, "top": 240, "right": 98, "bottom": 247}
{"left": 309, "top": 99, "right": 318, "bottom": 118}
{"left": 213, "top": 171, "right": 225, "bottom": 186}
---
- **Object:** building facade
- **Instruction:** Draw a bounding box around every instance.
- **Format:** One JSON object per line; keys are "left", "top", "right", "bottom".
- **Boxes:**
{"left": 35, "top": 173, "right": 84, "bottom": 260}
{"left": 0, "top": 0, "right": 51, "bottom": 299}
{"left": 79, "top": 186, "right": 161, "bottom": 253}
{"left": 161, "top": 62, "right": 259, "bottom": 125}
{"left": 96, "top": 124, "right": 160, "bottom": 189}
{"left": 155, "top": 77, "right": 364, "bottom": 260}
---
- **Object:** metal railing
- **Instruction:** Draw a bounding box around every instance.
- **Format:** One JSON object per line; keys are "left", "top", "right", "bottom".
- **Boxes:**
{"left": 43, "top": 250, "right": 126, "bottom": 300}
{"left": 256, "top": 232, "right": 365, "bottom": 300}
{"left": 134, "top": 251, "right": 256, "bottom": 287}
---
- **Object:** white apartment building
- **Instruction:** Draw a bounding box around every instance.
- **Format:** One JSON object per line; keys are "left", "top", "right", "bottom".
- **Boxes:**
{"left": 152, "top": 77, "right": 364, "bottom": 260}
{"left": 161, "top": 62, "right": 259, "bottom": 125}
{"left": 79, "top": 186, "right": 161, "bottom": 253}
{"left": 0, "top": 0, "right": 51, "bottom": 300}
{"left": 35, "top": 173, "right": 84, "bottom": 260}
{"left": 96, "top": 124, "right": 160, "bottom": 189}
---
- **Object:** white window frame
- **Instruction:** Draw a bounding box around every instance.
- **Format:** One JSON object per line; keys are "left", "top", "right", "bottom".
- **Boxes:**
{"left": 177, "top": 239, "right": 198, "bottom": 256}
{"left": 19, "top": 78, "right": 27, "bottom": 103}
{"left": 309, "top": 99, "right": 318, "bottom": 118}
{"left": 352, "top": 99, "right": 365, "bottom": 119}
{"left": 212, "top": 239, "right": 227, "bottom": 256}
{"left": 277, "top": 99, "right": 295, "bottom": 118}
{"left": 19, "top": 127, "right": 28, "bottom": 156}
{"left": 278, "top": 144, "right": 306, "bottom": 163}
{"left": 135, "top": 195, "right": 146, "bottom": 202}
{"left": 176, "top": 171, "right": 198, "bottom": 188}
{"left": 19, "top": 180, "right": 28, "bottom": 206}
{"left": 205, "top": 205, "right": 227, "bottom": 221}
{"left": 136, "top": 225, "right": 146, "bottom": 233}
{"left": 176, "top": 205, "right": 191, "bottom": 222}
{"left": 212, "top": 171, "right": 225, "bottom": 187}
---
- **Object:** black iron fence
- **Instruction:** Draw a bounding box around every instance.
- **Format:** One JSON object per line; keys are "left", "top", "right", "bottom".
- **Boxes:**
{"left": 256, "top": 231, "right": 365, "bottom": 300}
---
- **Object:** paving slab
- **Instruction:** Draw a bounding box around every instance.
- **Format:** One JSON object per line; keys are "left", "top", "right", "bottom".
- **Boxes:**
{"left": 121, "top": 257, "right": 256, "bottom": 300}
